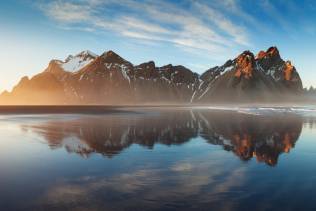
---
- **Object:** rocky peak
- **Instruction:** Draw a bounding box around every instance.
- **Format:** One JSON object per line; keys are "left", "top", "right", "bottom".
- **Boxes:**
{"left": 0, "top": 90, "right": 9, "bottom": 96}
{"left": 134, "top": 61, "right": 158, "bottom": 79}
{"left": 234, "top": 51, "right": 255, "bottom": 79}
{"left": 20, "top": 76, "right": 30, "bottom": 83}
{"left": 255, "top": 46, "right": 283, "bottom": 73}
{"left": 101, "top": 50, "right": 128, "bottom": 64}
{"left": 80, "top": 50, "right": 98, "bottom": 57}
{"left": 57, "top": 50, "right": 98, "bottom": 72}
{"left": 256, "top": 51, "right": 266, "bottom": 60}
{"left": 45, "top": 60, "right": 64, "bottom": 73}
{"left": 65, "top": 50, "right": 97, "bottom": 63}
{"left": 255, "top": 47, "right": 280, "bottom": 60}
{"left": 266, "top": 46, "right": 279, "bottom": 57}
{"left": 137, "top": 61, "right": 156, "bottom": 70}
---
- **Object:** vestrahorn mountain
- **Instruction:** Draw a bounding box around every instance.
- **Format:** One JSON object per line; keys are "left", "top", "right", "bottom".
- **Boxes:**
{"left": 0, "top": 47, "right": 302, "bottom": 105}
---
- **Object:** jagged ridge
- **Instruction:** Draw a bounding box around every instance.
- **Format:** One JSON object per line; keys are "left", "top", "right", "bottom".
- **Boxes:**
{"left": 192, "top": 47, "right": 302, "bottom": 102}
{"left": 0, "top": 46, "right": 302, "bottom": 105}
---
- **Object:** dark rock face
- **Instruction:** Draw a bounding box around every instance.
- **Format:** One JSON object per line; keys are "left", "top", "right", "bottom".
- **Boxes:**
{"left": 1, "top": 50, "right": 199, "bottom": 104}
{"left": 192, "top": 46, "right": 303, "bottom": 103}
{"left": 0, "top": 47, "right": 303, "bottom": 104}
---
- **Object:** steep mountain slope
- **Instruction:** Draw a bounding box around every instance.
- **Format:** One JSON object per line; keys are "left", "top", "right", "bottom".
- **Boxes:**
{"left": 0, "top": 47, "right": 302, "bottom": 105}
{"left": 192, "top": 47, "right": 302, "bottom": 102}
{"left": 0, "top": 50, "right": 199, "bottom": 104}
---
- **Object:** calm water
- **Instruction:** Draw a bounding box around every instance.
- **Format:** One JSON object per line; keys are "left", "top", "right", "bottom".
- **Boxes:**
{"left": 1, "top": 107, "right": 316, "bottom": 211}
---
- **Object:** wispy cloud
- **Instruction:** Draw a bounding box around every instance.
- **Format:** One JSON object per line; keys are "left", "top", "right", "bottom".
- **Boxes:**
{"left": 193, "top": 1, "right": 249, "bottom": 46}
{"left": 40, "top": 1, "right": 92, "bottom": 23}
{"left": 38, "top": 0, "right": 252, "bottom": 56}
{"left": 119, "top": 16, "right": 171, "bottom": 34}
{"left": 259, "top": 0, "right": 292, "bottom": 32}
{"left": 212, "top": 0, "right": 259, "bottom": 26}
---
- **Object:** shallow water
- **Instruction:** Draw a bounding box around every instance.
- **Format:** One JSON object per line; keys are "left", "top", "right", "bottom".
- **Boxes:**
{"left": 1, "top": 107, "right": 316, "bottom": 210}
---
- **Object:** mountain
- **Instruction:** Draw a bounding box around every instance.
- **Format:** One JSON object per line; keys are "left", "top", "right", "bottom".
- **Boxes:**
{"left": 191, "top": 47, "right": 303, "bottom": 102}
{"left": 0, "top": 47, "right": 302, "bottom": 105}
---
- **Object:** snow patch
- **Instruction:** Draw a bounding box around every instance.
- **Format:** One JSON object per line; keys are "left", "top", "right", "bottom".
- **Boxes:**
{"left": 62, "top": 56, "right": 94, "bottom": 72}
{"left": 222, "top": 65, "right": 234, "bottom": 72}
{"left": 119, "top": 64, "right": 131, "bottom": 83}
{"left": 60, "top": 50, "right": 98, "bottom": 72}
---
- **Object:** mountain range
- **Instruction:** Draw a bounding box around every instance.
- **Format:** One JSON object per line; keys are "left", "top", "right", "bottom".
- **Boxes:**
{"left": 0, "top": 46, "right": 303, "bottom": 105}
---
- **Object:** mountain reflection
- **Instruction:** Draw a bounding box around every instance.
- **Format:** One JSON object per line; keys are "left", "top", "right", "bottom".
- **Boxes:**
{"left": 21, "top": 109, "right": 303, "bottom": 166}
{"left": 197, "top": 112, "right": 302, "bottom": 166}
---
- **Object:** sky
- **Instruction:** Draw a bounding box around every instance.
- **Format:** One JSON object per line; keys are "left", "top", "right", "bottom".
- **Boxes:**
{"left": 1, "top": 0, "right": 316, "bottom": 92}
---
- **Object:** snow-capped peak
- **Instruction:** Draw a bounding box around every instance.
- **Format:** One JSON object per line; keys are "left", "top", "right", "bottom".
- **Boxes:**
{"left": 61, "top": 50, "right": 98, "bottom": 72}
{"left": 80, "top": 50, "right": 98, "bottom": 58}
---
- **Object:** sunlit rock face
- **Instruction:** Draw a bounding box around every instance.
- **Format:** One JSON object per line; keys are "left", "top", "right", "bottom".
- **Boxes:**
{"left": 192, "top": 46, "right": 303, "bottom": 103}
{"left": 0, "top": 46, "right": 302, "bottom": 105}
{"left": 21, "top": 109, "right": 302, "bottom": 166}
{"left": 0, "top": 73, "right": 66, "bottom": 105}
{"left": 234, "top": 51, "right": 255, "bottom": 79}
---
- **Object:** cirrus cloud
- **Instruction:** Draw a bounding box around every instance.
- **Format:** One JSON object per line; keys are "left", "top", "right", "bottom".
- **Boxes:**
{"left": 38, "top": 0, "right": 252, "bottom": 57}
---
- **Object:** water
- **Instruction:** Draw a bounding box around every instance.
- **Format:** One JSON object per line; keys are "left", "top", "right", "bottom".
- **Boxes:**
{"left": 1, "top": 106, "right": 316, "bottom": 211}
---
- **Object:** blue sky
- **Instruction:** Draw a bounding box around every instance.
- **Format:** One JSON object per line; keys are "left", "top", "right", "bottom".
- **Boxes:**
{"left": 1, "top": 0, "right": 316, "bottom": 92}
